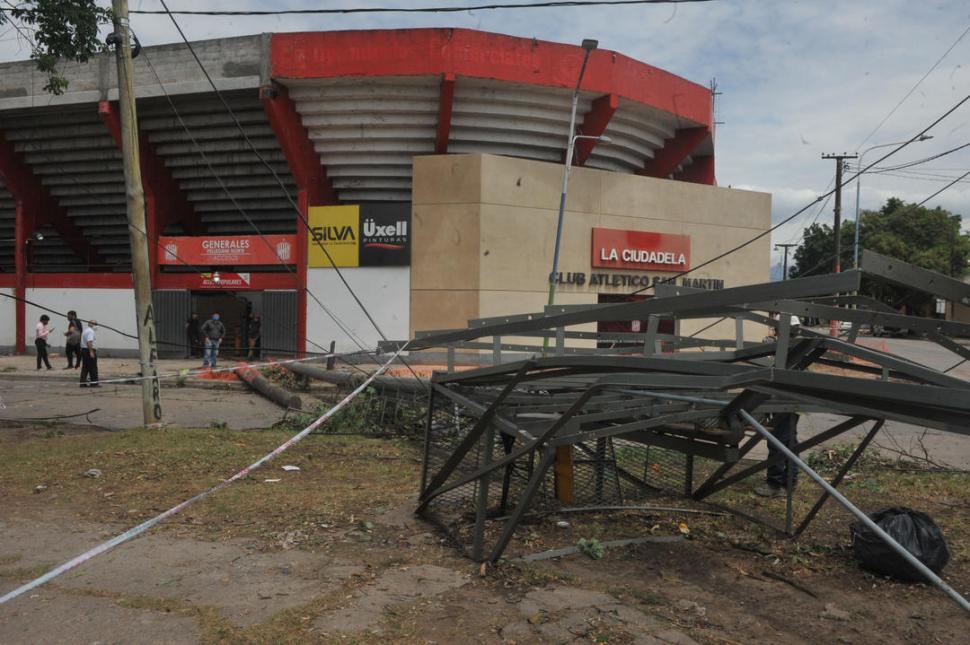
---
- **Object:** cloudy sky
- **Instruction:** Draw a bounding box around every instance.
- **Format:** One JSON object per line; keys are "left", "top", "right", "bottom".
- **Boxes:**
{"left": 3, "top": 0, "right": 969, "bottom": 272}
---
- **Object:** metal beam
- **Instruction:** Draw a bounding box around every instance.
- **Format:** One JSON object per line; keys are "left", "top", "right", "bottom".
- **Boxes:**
{"left": 435, "top": 73, "right": 455, "bottom": 154}
{"left": 573, "top": 93, "right": 617, "bottom": 166}
{"left": 413, "top": 270, "right": 863, "bottom": 349}
{"left": 638, "top": 126, "right": 708, "bottom": 179}
{"left": 861, "top": 248, "right": 970, "bottom": 305}
{"left": 759, "top": 298, "right": 970, "bottom": 339}
{"left": 739, "top": 409, "right": 970, "bottom": 615}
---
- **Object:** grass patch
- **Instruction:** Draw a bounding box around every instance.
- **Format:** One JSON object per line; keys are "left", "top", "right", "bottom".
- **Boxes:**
{"left": 0, "top": 425, "right": 421, "bottom": 548}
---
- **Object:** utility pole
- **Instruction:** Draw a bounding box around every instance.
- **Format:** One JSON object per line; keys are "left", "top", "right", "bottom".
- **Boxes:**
{"left": 821, "top": 153, "right": 857, "bottom": 336}
{"left": 774, "top": 243, "right": 797, "bottom": 280}
{"left": 109, "top": 0, "right": 162, "bottom": 426}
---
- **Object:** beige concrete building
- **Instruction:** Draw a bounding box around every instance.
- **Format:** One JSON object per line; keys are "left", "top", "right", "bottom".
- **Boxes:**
{"left": 410, "top": 154, "right": 771, "bottom": 341}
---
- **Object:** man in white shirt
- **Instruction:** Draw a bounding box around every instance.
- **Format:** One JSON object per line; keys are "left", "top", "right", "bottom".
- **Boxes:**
{"left": 80, "top": 320, "right": 99, "bottom": 388}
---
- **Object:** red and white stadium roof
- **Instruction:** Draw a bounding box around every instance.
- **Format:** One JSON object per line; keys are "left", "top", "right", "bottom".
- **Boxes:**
{"left": 0, "top": 28, "right": 714, "bottom": 271}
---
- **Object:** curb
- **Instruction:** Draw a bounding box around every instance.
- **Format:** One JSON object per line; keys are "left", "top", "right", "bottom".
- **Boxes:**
{"left": 0, "top": 373, "right": 248, "bottom": 392}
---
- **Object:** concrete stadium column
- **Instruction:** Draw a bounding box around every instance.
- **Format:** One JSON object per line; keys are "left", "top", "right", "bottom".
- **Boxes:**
{"left": 13, "top": 199, "right": 31, "bottom": 354}
{"left": 572, "top": 93, "right": 618, "bottom": 166}
{"left": 638, "top": 127, "right": 712, "bottom": 183}
{"left": 435, "top": 73, "right": 456, "bottom": 154}
{"left": 0, "top": 132, "right": 103, "bottom": 271}
{"left": 260, "top": 83, "right": 337, "bottom": 357}
{"left": 99, "top": 100, "right": 205, "bottom": 283}
{"left": 0, "top": 132, "right": 37, "bottom": 355}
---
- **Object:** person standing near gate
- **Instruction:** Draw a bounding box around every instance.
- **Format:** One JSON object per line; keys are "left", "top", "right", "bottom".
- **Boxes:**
{"left": 247, "top": 313, "right": 261, "bottom": 360}
{"left": 35, "top": 314, "right": 53, "bottom": 370}
{"left": 200, "top": 312, "right": 226, "bottom": 369}
{"left": 185, "top": 312, "right": 202, "bottom": 359}
{"left": 79, "top": 319, "right": 99, "bottom": 388}
{"left": 63, "top": 310, "right": 83, "bottom": 369}
{"left": 755, "top": 412, "right": 800, "bottom": 497}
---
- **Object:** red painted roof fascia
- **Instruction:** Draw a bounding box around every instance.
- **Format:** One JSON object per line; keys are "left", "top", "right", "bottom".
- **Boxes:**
{"left": 270, "top": 29, "right": 712, "bottom": 128}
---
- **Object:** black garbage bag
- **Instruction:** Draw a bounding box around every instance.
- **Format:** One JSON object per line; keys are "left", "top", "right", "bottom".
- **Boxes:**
{"left": 850, "top": 506, "right": 949, "bottom": 582}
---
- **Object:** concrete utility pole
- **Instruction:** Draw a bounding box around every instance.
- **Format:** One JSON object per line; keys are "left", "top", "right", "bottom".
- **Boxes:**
{"left": 821, "top": 152, "right": 857, "bottom": 336}
{"left": 774, "top": 243, "right": 797, "bottom": 280}
{"left": 109, "top": 0, "right": 162, "bottom": 426}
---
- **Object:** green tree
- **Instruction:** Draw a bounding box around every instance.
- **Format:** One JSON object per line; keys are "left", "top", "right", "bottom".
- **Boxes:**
{"left": 1, "top": 1, "right": 112, "bottom": 94}
{"left": 790, "top": 198, "right": 970, "bottom": 308}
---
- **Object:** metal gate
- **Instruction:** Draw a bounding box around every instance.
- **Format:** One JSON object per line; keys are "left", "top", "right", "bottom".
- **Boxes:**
{"left": 152, "top": 290, "right": 191, "bottom": 358}
{"left": 262, "top": 290, "right": 297, "bottom": 355}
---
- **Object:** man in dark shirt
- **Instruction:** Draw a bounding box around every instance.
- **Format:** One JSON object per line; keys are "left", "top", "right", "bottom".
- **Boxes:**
{"left": 64, "top": 310, "right": 83, "bottom": 369}
{"left": 185, "top": 313, "right": 202, "bottom": 358}
{"left": 247, "top": 313, "right": 262, "bottom": 360}
{"left": 200, "top": 313, "right": 226, "bottom": 369}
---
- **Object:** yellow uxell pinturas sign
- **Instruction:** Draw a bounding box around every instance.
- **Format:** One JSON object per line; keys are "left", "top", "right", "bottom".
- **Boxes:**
{"left": 307, "top": 205, "right": 359, "bottom": 268}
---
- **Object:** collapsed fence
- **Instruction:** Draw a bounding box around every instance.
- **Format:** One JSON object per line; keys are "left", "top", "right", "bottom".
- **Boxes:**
{"left": 360, "top": 249, "right": 970, "bottom": 613}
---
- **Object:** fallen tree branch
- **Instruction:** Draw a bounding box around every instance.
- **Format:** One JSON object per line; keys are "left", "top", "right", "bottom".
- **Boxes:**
{"left": 515, "top": 535, "right": 684, "bottom": 563}
{"left": 762, "top": 570, "right": 818, "bottom": 598}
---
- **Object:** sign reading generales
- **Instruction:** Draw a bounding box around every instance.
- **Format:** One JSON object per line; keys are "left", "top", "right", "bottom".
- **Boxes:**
{"left": 158, "top": 235, "right": 294, "bottom": 266}
{"left": 591, "top": 227, "right": 690, "bottom": 272}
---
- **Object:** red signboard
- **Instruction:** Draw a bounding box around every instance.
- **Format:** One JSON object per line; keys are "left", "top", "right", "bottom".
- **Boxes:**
{"left": 157, "top": 235, "right": 296, "bottom": 266}
{"left": 591, "top": 227, "right": 690, "bottom": 272}
{"left": 194, "top": 272, "right": 253, "bottom": 290}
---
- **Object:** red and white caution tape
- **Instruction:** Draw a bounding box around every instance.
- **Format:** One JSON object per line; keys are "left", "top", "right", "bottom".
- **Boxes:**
{"left": 0, "top": 345, "right": 409, "bottom": 606}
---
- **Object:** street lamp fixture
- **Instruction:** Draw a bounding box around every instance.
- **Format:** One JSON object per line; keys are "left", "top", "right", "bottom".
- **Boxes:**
{"left": 547, "top": 131, "right": 612, "bottom": 299}
{"left": 853, "top": 134, "right": 933, "bottom": 267}
{"left": 0, "top": 232, "right": 43, "bottom": 243}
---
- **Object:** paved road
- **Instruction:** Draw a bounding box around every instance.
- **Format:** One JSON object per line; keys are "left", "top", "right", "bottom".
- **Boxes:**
{"left": 2, "top": 337, "right": 969, "bottom": 466}
{"left": 745, "top": 333, "right": 970, "bottom": 468}
{"left": 0, "top": 377, "right": 286, "bottom": 431}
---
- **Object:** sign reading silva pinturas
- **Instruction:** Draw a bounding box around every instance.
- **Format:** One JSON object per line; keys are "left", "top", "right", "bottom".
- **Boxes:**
{"left": 591, "top": 227, "right": 690, "bottom": 272}
{"left": 307, "top": 203, "right": 411, "bottom": 268}
{"left": 157, "top": 235, "right": 295, "bottom": 266}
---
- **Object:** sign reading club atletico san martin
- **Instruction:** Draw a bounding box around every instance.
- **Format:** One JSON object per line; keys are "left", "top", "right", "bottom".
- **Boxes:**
{"left": 591, "top": 227, "right": 690, "bottom": 272}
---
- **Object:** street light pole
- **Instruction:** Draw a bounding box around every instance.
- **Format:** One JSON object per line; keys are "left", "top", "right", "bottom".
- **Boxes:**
{"left": 546, "top": 38, "right": 597, "bottom": 311}
{"left": 853, "top": 135, "right": 933, "bottom": 268}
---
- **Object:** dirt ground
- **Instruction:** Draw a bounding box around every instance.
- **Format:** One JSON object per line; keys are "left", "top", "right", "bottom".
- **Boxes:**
{"left": 1, "top": 420, "right": 968, "bottom": 644}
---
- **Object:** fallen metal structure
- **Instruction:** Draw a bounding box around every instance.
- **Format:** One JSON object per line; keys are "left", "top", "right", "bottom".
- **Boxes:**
{"left": 390, "top": 250, "right": 970, "bottom": 613}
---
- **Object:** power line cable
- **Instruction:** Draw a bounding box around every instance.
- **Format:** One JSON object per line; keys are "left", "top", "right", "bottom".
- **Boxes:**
{"left": 872, "top": 170, "right": 970, "bottom": 184}
{"left": 628, "top": 87, "right": 970, "bottom": 296}
{"left": 153, "top": 1, "right": 429, "bottom": 387}
{"left": 137, "top": 48, "right": 420, "bottom": 390}
{"left": 130, "top": 0, "right": 715, "bottom": 17}
{"left": 139, "top": 48, "right": 424, "bottom": 390}
{"left": 916, "top": 168, "right": 970, "bottom": 207}
{"left": 865, "top": 142, "right": 970, "bottom": 174}
{"left": 0, "top": 289, "right": 326, "bottom": 356}
{"left": 156, "top": 0, "right": 392, "bottom": 345}
{"left": 778, "top": 24, "right": 970, "bottom": 256}
{"left": 138, "top": 46, "right": 374, "bottom": 355}
{"left": 856, "top": 21, "right": 970, "bottom": 150}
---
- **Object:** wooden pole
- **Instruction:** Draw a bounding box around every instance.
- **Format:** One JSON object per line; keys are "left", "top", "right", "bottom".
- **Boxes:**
{"left": 111, "top": 0, "right": 162, "bottom": 426}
